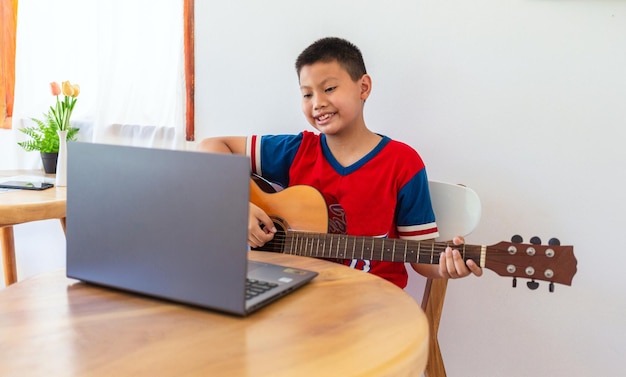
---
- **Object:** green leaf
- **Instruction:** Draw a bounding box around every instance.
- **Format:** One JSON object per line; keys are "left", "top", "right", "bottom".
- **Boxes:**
{"left": 17, "top": 111, "right": 69, "bottom": 153}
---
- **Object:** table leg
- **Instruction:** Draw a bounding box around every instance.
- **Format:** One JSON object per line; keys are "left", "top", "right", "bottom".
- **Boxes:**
{"left": 1, "top": 226, "right": 17, "bottom": 286}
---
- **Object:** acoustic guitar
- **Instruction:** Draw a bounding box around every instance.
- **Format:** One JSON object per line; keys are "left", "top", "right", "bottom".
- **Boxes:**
{"left": 249, "top": 177, "right": 578, "bottom": 289}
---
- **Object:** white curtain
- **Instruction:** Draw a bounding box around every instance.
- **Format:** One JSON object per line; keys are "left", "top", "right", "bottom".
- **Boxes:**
{"left": 6, "top": 0, "right": 185, "bottom": 169}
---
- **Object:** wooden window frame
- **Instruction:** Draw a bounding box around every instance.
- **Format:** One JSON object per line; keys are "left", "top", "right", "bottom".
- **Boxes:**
{"left": 184, "top": 0, "right": 194, "bottom": 141}
{"left": 1, "top": 0, "right": 18, "bottom": 130}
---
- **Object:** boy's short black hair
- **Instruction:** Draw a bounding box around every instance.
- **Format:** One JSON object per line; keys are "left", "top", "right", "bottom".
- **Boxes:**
{"left": 295, "top": 37, "right": 367, "bottom": 82}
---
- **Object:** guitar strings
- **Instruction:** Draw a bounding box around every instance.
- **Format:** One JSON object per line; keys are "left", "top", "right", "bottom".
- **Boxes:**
{"left": 260, "top": 231, "right": 483, "bottom": 262}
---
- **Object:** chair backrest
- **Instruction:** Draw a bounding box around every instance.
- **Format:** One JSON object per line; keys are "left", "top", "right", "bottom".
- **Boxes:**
{"left": 420, "top": 180, "right": 481, "bottom": 377}
{"left": 428, "top": 180, "right": 481, "bottom": 242}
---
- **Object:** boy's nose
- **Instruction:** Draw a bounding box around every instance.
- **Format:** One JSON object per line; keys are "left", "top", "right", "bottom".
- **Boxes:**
{"left": 313, "top": 96, "right": 327, "bottom": 110}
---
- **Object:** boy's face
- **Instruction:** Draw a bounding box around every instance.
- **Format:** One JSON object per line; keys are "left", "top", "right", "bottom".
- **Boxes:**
{"left": 299, "top": 60, "right": 371, "bottom": 136}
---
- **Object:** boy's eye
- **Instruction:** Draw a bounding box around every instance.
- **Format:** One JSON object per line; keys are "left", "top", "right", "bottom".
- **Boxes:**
{"left": 325, "top": 86, "right": 337, "bottom": 93}
{"left": 302, "top": 93, "right": 312, "bottom": 99}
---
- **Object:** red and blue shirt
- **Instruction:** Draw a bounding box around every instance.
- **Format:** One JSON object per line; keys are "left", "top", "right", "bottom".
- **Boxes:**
{"left": 246, "top": 131, "right": 439, "bottom": 288}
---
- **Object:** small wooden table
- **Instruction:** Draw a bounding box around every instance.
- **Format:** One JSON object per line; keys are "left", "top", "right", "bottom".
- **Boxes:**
{"left": 0, "top": 170, "right": 66, "bottom": 286}
{"left": 0, "top": 251, "right": 429, "bottom": 376}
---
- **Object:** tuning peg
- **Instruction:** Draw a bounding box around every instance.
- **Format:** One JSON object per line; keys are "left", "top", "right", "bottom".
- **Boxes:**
{"left": 549, "top": 282, "right": 555, "bottom": 293}
{"left": 527, "top": 280, "right": 539, "bottom": 290}
{"left": 512, "top": 277, "right": 517, "bottom": 288}
{"left": 548, "top": 238, "right": 561, "bottom": 246}
{"left": 530, "top": 236, "right": 542, "bottom": 245}
{"left": 511, "top": 235, "right": 523, "bottom": 243}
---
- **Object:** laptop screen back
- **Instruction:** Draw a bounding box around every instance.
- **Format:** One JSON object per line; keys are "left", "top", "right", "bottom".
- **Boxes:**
{"left": 66, "top": 142, "right": 251, "bottom": 314}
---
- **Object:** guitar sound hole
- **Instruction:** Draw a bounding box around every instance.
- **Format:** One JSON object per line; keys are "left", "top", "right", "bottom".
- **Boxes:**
{"left": 252, "top": 219, "right": 287, "bottom": 253}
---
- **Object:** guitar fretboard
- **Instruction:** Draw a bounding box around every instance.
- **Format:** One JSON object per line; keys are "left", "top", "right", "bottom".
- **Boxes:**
{"left": 270, "top": 231, "right": 487, "bottom": 266}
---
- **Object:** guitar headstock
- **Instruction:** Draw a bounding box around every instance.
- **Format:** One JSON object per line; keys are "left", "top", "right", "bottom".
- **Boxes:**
{"left": 484, "top": 236, "right": 577, "bottom": 291}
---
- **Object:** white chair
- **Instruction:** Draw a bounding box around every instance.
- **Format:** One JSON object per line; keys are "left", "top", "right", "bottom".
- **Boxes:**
{"left": 418, "top": 180, "right": 481, "bottom": 377}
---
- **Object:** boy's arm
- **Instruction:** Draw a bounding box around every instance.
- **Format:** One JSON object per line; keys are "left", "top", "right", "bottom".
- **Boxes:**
{"left": 410, "top": 236, "right": 483, "bottom": 279}
{"left": 197, "top": 136, "right": 247, "bottom": 155}
{"left": 197, "top": 136, "right": 277, "bottom": 247}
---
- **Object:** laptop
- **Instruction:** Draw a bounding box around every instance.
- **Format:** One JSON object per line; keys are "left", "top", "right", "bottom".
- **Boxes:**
{"left": 66, "top": 142, "right": 318, "bottom": 316}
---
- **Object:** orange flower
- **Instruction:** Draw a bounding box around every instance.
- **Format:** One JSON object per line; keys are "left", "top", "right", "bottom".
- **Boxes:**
{"left": 50, "top": 82, "right": 61, "bottom": 96}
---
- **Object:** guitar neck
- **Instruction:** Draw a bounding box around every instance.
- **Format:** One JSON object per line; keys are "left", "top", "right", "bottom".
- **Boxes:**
{"left": 272, "top": 231, "right": 486, "bottom": 266}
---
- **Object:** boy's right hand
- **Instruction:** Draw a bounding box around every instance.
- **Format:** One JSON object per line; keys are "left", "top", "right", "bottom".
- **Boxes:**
{"left": 248, "top": 202, "right": 277, "bottom": 248}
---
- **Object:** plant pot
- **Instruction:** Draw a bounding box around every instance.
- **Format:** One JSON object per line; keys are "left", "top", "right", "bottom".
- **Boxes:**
{"left": 41, "top": 152, "right": 59, "bottom": 174}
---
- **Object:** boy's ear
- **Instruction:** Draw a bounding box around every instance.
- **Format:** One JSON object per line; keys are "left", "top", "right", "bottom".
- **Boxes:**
{"left": 360, "top": 74, "right": 372, "bottom": 100}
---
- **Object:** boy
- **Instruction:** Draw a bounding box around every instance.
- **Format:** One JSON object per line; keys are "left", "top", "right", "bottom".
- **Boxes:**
{"left": 198, "top": 37, "right": 482, "bottom": 288}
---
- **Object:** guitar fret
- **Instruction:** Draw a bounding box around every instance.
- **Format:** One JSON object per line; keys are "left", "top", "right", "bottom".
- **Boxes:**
{"left": 326, "top": 235, "right": 331, "bottom": 257}
{"left": 361, "top": 237, "right": 365, "bottom": 259}
{"left": 351, "top": 237, "right": 356, "bottom": 259}
{"left": 290, "top": 233, "right": 296, "bottom": 255}
{"left": 417, "top": 242, "right": 421, "bottom": 264}
{"left": 430, "top": 242, "right": 435, "bottom": 264}
{"left": 316, "top": 236, "right": 320, "bottom": 257}
{"left": 370, "top": 239, "right": 374, "bottom": 260}
{"left": 343, "top": 236, "right": 348, "bottom": 258}
{"left": 297, "top": 233, "right": 302, "bottom": 256}
{"left": 403, "top": 241, "right": 408, "bottom": 263}
{"left": 304, "top": 234, "right": 309, "bottom": 256}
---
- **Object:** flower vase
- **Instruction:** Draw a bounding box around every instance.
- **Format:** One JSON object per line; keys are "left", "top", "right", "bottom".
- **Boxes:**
{"left": 55, "top": 130, "right": 68, "bottom": 186}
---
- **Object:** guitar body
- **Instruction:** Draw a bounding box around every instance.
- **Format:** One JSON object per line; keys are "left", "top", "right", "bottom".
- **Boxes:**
{"left": 249, "top": 178, "right": 328, "bottom": 233}
{"left": 249, "top": 178, "right": 482, "bottom": 240}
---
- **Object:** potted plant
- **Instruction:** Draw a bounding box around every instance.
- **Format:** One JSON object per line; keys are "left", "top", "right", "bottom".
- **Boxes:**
{"left": 17, "top": 81, "right": 80, "bottom": 174}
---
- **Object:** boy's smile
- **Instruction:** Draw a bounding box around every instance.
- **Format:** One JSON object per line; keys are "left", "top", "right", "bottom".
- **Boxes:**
{"left": 299, "top": 60, "right": 371, "bottom": 136}
{"left": 315, "top": 112, "right": 334, "bottom": 125}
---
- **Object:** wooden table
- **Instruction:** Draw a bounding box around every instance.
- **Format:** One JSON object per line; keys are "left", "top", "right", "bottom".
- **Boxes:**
{"left": 0, "top": 170, "right": 66, "bottom": 286}
{"left": 0, "top": 251, "right": 429, "bottom": 377}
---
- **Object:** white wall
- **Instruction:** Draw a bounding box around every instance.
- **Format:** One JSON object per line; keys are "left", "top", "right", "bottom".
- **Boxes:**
{"left": 195, "top": 0, "right": 626, "bottom": 376}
